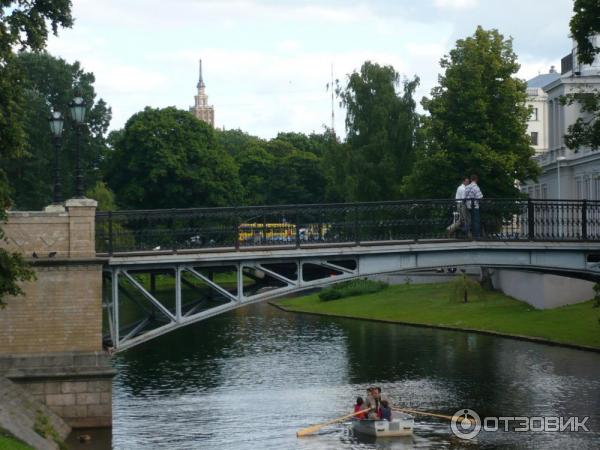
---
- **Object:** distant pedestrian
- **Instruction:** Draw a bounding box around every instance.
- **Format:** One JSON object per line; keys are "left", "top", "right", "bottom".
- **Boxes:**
{"left": 464, "top": 174, "right": 483, "bottom": 238}
{"left": 447, "top": 176, "right": 470, "bottom": 235}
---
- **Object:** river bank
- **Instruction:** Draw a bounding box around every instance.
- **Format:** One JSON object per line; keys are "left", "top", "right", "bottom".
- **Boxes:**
{"left": 274, "top": 283, "right": 600, "bottom": 350}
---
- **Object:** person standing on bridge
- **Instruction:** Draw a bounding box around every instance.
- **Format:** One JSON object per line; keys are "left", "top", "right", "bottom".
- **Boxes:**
{"left": 464, "top": 174, "right": 483, "bottom": 239}
{"left": 447, "top": 176, "right": 470, "bottom": 236}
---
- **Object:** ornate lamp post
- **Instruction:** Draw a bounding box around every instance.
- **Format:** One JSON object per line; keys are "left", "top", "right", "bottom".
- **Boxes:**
{"left": 48, "top": 111, "right": 64, "bottom": 204}
{"left": 69, "top": 96, "right": 87, "bottom": 198}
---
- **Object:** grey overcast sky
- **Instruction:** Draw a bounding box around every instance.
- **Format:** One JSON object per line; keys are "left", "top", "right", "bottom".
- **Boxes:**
{"left": 47, "top": 0, "right": 575, "bottom": 138}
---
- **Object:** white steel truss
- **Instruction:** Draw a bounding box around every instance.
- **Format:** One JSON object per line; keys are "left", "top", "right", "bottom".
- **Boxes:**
{"left": 104, "top": 258, "right": 358, "bottom": 352}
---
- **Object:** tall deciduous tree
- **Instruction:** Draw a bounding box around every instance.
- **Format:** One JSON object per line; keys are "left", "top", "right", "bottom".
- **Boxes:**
{"left": 106, "top": 107, "right": 242, "bottom": 209}
{"left": 570, "top": 0, "right": 600, "bottom": 65}
{"left": 563, "top": 0, "right": 600, "bottom": 151}
{"left": 0, "top": 1, "right": 72, "bottom": 305}
{"left": 235, "top": 144, "right": 275, "bottom": 205}
{"left": 2, "top": 52, "right": 111, "bottom": 209}
{"left": 403, "top": 27, "right": 539, "bottom": 199}
{"left": 336, "top": 61, "right": 420, "bottom": 202}
{"left": 215, "top": 128, "right": 265, "bottom": 158}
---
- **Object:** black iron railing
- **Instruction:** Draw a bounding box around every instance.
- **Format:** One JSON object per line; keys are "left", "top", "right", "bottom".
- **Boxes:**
{"left": 95, "top": 199, "right": 600, "bottom": 255}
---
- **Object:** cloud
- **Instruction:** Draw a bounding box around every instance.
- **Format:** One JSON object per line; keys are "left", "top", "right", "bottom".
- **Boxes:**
{"left": 433, "top": 0, "right": 478, "bottom": 9}
{"left": 44, "top": 0, "right": 575, "bottom": 139}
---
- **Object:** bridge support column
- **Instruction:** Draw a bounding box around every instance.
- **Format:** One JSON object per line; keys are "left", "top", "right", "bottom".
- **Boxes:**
{"left": 0, "top": 199, "right": 115, "bottom": 429}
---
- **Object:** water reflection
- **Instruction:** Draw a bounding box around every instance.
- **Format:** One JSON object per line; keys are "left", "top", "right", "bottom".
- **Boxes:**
{"left": 111, "top": 302, "right": 600, "bottom": 449}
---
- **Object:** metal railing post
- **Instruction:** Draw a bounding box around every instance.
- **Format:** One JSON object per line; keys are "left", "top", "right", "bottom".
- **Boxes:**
{"left": 295, "top": 207, "right": 300, "bottom": 248}
{"left": 234, "top": 208, "right": 240, "bottom": 250}
{"left": 582, "top": 199, "right": 588, "bottom": 240}
{"left": 354, "top": 205, "right": 360, "bottom": 245}
{"left": 108, "top": 211, "right": 113, "bottom": 255}
{"left": 527, "top": 199, "right": 535, "bottom": 241}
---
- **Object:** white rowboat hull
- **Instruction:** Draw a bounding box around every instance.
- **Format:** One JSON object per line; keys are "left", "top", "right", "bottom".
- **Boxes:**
{"left": 353, "top": 415, "right": 414, "bottom": 437}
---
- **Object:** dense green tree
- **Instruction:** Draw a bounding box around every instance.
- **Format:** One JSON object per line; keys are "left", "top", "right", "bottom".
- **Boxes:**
{"left": 265, "top": 138, "right": 297, "bottom": 158}
{"left": 570, "top": 0, "right": 600, "bottom": 65}
{"left": 85, "top": 181, "right": 116, "bottom": 211}
{"left": 2, "top": 52, "right": 111, "bottom": 209}
{"left": 563, "top": 0, "right": 600, "bottom": 151}
{"left": 268, "top": 151, "right": 326, "bottom": 205}
{"left": 106, "top": 107, "right": 242, "bottom": 209}
{"left": 215, "top": 128, "right": 265, "bottom": 158}
{"left": 276, "top": 131, "right": 327, "bottom": 156}
{"left": 0, "top": 1, "right": 72, "bottom": 305}
{"left": 403, "top": 27, "right": 539, "bottom": 199}
{"left": 235, "top": 144, "right": 275, "bottom": 205}
{"left": 320, "top": 130, "right": 347, "bottom": 202}
{"left": 335, "top": 61, "right": 421, "bottom": 202}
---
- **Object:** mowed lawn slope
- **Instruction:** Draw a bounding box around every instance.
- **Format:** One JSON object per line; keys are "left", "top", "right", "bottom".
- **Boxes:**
{"left": 277, "top": 283, "right": 600, "bottom": 349}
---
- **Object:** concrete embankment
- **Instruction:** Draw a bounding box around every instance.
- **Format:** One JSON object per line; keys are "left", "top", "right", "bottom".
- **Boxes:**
{"left": 0, "top": 376, "right": 70, "bottom": 450}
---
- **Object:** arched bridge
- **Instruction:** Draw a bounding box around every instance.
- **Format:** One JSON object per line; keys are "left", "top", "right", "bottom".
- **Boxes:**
{"left": 97, "top": 199, "right": 600, "bottom": 351}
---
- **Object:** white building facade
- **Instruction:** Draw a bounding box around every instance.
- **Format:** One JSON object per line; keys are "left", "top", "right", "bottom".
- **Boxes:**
{"left": 522, "top": 39, "right": 600, "bottom": 200}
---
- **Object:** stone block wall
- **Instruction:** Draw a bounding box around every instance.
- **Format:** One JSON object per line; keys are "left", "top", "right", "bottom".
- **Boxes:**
{"left": 18, "top": 377, "right": 112, "bottom": 428}
{"left": 2, "top": 198, "right": 97, "bottom": 258}
{"left": 0, "top": 263, "right": 102, "bottom": 354}
{"left": 1, "top": 352, "right": 114, "bottom": 428}
{"left": 0, "top": 198, "right": 116, "bottom": 428}
{"left": 0, "top": 376, "right": 70, "bottom": 450}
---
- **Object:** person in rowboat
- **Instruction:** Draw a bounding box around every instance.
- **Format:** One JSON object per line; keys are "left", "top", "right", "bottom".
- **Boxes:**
{"left": 354, "top": 397, "right": 367, "bottom": 420}
{"left": 365, "top": 387, "right": 381, "bottom": 419}
{"left": 372, "top": 387, "right": 391, "bottom": 419}
{"left": 379, "top": 400, "right": 392, "bottom": 421}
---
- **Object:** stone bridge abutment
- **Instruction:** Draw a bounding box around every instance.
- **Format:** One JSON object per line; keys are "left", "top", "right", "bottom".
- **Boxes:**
{"left": 0, "top": 199, "right": 114, "bottom": 429}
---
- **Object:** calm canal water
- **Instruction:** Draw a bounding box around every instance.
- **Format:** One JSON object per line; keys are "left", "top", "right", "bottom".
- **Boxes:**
{"left": 100, "top": 302, "right": 599, "bottom": 449}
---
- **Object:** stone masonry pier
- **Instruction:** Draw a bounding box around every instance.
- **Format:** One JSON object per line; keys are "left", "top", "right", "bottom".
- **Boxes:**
{"left": 0, "top": 199, "right": 115, "bottom": 428}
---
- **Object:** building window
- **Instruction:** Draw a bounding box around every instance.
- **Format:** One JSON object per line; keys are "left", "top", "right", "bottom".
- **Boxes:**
{"left": 531, "top": 107, "right": 538, "bottom": 121}
{"left": 530, "top": 131, "right": 539, "bottom": 146}
{"left": 541, "top": 184, "right": 548, "bottom": 199}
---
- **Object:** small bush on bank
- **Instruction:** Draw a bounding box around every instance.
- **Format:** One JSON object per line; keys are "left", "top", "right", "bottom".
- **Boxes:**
{"left": 319, "top": 279, "right": 388, "bottom": 301}
{"left": 449, "top": 273, "right": 483, "bottom": 303}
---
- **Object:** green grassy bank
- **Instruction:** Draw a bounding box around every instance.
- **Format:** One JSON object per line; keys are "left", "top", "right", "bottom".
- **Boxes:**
{"left": 277, "top": 283, "right": 600, "bottom": 349}
{"left": 0, "top": 435, "right": 33, "bottom": 450}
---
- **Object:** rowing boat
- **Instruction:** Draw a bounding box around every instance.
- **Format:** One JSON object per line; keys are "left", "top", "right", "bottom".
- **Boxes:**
{"left": 352, "top": 412, "right": 414, "bottom": 437}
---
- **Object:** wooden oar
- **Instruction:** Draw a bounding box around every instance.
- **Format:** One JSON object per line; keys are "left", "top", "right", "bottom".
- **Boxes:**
{"left": 297, "top": 408, "right": 371, "bottom": 437}
{"left": 392, "top": 406, "right": 475, "bottom": 424}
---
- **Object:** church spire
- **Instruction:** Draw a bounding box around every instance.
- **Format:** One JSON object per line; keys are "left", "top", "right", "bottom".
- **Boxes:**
{"left": 197, "top": 59, "right": 205, "bottom": 89}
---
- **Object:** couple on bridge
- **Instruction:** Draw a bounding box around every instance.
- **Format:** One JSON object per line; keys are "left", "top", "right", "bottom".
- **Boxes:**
{"left": 447, "top": 174, "right": 483, "bottom": 239}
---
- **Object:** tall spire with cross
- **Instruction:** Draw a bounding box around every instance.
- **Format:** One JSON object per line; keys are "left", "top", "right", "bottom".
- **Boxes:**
{"left": 190, "top": 58, "right": 214, "bottom": 126}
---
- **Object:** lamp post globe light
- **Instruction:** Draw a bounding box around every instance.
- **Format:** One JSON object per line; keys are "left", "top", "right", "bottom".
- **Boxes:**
{"left": 48, "top": 111, "right": 64, "bottom": 204}
{"left": 69, "top": 96, "right": 87, "bottom": 198}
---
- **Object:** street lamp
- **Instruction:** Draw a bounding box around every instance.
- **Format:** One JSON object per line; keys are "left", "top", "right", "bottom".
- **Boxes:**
{"left": 69, "top": 96, "right": 87, "bottom": 198}
{"left": 48, "top": 111, "right": 64, "bottom": 204}
{"left": 557, "top": 156, "right": 567, "bottom": 200}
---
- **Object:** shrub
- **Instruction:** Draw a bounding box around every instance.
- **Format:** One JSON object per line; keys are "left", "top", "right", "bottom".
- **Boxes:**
{"left": 319, "top": 278, "right": 388, "bottom": 301}
{"left": 449, "top": 273, "right": 483, "bottom": 303}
